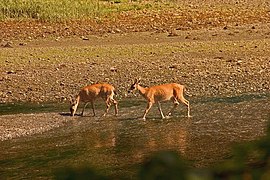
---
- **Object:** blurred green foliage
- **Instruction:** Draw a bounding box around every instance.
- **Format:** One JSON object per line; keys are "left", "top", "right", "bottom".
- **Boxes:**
{"left": 213, "top": 120, "right": 270, "bottom": 179}
{"left": 55, "top": 166, "right": 108, "bottom": 180}
{"left": 139, "top": 151, "right": 188, "bottom": 180}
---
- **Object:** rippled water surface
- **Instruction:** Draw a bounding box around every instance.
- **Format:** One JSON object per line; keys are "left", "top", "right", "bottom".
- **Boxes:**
{"left": 0, "top": 94, "right": 269, "bottom": 179}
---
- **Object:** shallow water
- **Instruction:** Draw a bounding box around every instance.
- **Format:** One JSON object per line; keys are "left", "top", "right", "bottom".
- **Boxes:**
{"left": 0, "top": 94, "right": 269, "bottom": 179}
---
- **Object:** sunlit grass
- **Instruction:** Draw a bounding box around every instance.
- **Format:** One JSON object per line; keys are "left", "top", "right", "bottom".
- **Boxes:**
{"left": 0, "top": 0, "right": 175, "bottom": 21}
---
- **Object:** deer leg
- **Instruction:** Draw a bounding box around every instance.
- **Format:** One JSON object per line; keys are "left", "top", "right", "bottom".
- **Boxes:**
{"left": 166, "top": 98, "right": 179, "bottom": 117}
{"left": 157, "top": 102, "right": 165, "bottom": 119}
{"left": 142, "top": 102, "right": 153, "bottom": 120}
{"left": 81, "top": 102, "right": 89, "bottom": 116}
{"left": 91, "top": 102, "right": 96, "bottom": 117}
{"left": 103, "top": 98, "right": 112, "bottom": 117}
{"left": 178, "top": 96, "right": 191, "bottom": 117}
{"left": 110, "top": 98, "right": 118, "bottom": 116}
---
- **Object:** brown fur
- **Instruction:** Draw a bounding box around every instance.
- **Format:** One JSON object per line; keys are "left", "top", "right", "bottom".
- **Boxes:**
{"left": 70, "top": 83, "right": 118, "bottom": 117}
{"left": 128, "top": 79, "right": 191, "bottom": 120}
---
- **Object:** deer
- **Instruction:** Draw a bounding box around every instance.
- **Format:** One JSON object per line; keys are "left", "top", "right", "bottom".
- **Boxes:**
{"left": 69, "top": 83, "right": 118, "bottom": 117}
{"left": 128, "top": 78, "right": 191, "bottom": 120}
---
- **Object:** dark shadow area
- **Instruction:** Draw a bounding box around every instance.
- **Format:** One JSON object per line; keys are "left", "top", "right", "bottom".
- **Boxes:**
{"left": 193, "top": 93, "right": 269, "bottom": 104}
{"left": 0, "top": 102, "right": 69, "bottom": 115}
{"left": 59, "top": 112, "right": 71, "bottom": 117}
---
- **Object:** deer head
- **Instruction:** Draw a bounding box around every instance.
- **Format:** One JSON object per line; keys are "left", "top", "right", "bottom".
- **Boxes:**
{"left": 128, "top": 78, "right": 141, "bottom": 93}
{"left": 69, "top": 96, "right": 79, "bottom": 116}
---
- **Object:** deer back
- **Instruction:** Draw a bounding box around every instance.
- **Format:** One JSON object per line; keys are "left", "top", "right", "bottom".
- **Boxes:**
{"left": 147, "top": 83, "right": 184, "bottom": 102}
{"left": 79, "top": 83, "right": 115, "bottom": 102}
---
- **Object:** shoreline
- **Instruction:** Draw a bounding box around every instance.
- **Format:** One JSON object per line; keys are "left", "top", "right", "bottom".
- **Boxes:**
{"left": 0, "top": 93, "right": 269, "bottom": 141}
{"left": 0, "top": 113, "right": 70, "bottom": 141}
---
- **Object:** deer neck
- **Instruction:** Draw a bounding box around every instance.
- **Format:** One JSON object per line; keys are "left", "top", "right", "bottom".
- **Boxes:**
{"left": 137, "top": 84, "right": 148, "bottom": 97}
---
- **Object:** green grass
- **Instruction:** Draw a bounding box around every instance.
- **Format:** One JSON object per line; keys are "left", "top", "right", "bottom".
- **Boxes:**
{"left": 0, "top": 0, "right": 268, "bottom": 24}
{"left": 1, "top": 38, "right": 269, "bottom": 64}
{"left": 0, "top": 0, "right": 175, "bottom": 21}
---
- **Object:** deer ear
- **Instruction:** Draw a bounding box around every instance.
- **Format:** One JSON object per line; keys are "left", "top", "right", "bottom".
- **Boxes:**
{"left": 137, "top": 77, "right": 141, "bottom": 83}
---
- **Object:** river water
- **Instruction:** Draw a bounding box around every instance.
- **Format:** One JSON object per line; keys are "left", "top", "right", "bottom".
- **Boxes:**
{"left": 0, "top": 94, "right": 269, "bottom": 179}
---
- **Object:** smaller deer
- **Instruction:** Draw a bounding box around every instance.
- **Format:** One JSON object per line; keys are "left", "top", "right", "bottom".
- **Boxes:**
{"left": 128, "top": 78, "right": 191, "bottom": 120}
{"left": 70, "top": 83, "right": 118, "bottom": 117}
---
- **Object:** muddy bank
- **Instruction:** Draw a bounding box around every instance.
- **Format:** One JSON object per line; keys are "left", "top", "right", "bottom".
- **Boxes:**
{"left": 0, "top": 94, "right": 269, "bottom": 142}
{"left": 1, "top": 28, "right": 269, "bottom": 103}
{"left": 1, "top": 25, "right": 269, "bottom": 141}
{"left": 1, "top": 1, "right": 270, "bottom": 103}
{"left": 0, "top": 113, "right": 71, "bottom": 141}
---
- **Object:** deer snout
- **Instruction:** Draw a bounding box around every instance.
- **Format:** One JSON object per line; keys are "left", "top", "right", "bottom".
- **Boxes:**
{"left": 70, "top": 106, "right": 76, "bottom": 116}
{"left": 70, "top": 108, "right": 74, "bottom": 116}
{"left": 128, "top": 87, "right": 135, "bottom": 94}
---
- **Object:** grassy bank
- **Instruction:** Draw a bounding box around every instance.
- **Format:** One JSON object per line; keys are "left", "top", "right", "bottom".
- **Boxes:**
{"left": 0, "top": 0, "right": 269, "bottom": 22}
{"left": 0, "top": 0, "right": 174, "bottom": 21}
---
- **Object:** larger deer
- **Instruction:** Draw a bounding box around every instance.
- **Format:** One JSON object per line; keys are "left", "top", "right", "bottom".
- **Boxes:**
{"left": 128, "top": 78, "right": 191, "bottom": 120}
{"left": 69, "top": 83, "right": 118, "bottom": 117}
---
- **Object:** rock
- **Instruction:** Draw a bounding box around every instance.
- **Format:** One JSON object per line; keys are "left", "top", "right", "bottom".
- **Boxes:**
{"left": 19, "top": 42, "right": 27, "bottom": 46}
{"left": 115, "top": 28, "right": 121, "bottom": 33}
{"left": 168, "top": 29, "right": 178, "bottom": 37}
{"left": 7, "top": 70, "right": 16, "bottom": 74}
{"left": 81, "top": 36, "right": 89, "bottom": 40}
{"left": 236, "top": 60, "right": 242, "bottom": 66}
{"left": 169, "top": 65, "right": 178, "bottom": 69}
{"left": 2, "top": 42, "right": 13, "bottom": 48}
{"left": 110, "top": 67, "right": 117, "bottom": 72}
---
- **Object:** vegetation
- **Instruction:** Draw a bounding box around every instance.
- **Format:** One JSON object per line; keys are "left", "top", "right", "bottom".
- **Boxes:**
{"left": 212, "top": 120, "right": 270, "bottom": 179}
{"left": 0, "top": 0, "right": 174, "bottom": 21}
